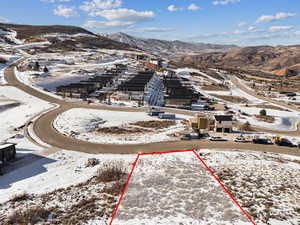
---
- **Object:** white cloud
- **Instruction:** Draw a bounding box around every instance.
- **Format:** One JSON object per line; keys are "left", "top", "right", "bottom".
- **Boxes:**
{"left": 247, "top": 26, "right": 256, "bottom": 31}
{"left": 80, "top": 0, "right": 121, "bottom": 12}
{"left": 91, "top": 8, "right": 154, "bottom": 21}
{"left": 255, "top": 12, "right": 297, "bottom": 24}
{"left": 295, "top": 31, "right": 300, "bottom": 35}
{"left": 0, "top": 16, "right": 10, "bottom": 23}
{"left": 167, "top": 5, "right": 178, "bottom": 12}
{"left": 212, "top": 0, "right": 240, "bottom": 5}
{"left": 53, "top": 5, "right": 79, "bottom": 18}
{"left": 187, "top": 4, "right": 200, "bottom": 11}
{"left": 84, "top": 8, "right": 155, "bottom": 29}
{"left": 268, "top": 26, "right": 294, "bottom": 32}
{"left": 128, "top": 27, "right": 175, "bottom": 33}
{"left": 237, "top": 22, "right": 248, "bottom": 27}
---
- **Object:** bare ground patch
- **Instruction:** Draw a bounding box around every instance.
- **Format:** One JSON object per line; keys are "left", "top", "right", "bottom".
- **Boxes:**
{"left": 255, "top": 115, "right": 275, "bottom": 123}
{"left": 129, "top": 120, "right": 176, "bottom": 129}
{"left": 211, "top": 94, "right": 249, "bottom": 103}
{"left": 202, "top": 84, "right": 229, "bottom": 91}
{"left": 96, "top": 126, "right": 149, "bottom": 134}
{"left": 247, "top": 104, "right": 288, "bottom": 111}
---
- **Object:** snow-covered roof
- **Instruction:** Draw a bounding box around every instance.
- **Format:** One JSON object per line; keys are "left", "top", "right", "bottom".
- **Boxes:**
{"left": 0, "top": 142, "right": 16, "bottom": 150}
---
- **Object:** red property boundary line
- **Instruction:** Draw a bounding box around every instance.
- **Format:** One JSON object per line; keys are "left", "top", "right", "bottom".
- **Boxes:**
{"left": 109, "top": 149, "right": 257, "bottom": 225}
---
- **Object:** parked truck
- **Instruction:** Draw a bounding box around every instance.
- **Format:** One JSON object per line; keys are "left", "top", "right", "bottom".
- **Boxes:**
{"left": 274, "top": 137, "right": 296, "bottom": 147}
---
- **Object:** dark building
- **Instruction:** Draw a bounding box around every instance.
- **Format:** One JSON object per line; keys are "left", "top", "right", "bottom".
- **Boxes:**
{"left": 163, "top": 77, "right": 201, "bottom": 108}
{"left": 0, "top": 143, "right": 16, "bottom": 175}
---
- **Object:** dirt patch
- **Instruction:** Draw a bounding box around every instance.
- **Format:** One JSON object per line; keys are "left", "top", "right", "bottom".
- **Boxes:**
{"left": 130, "top": 120, "right": 176, "bottom": 129}
{"left": 202, "top": 84, "right": 229, "bottom": 91}
{"left": 255, "top": 115, "right": 275, "bottom": 123}
{"left": 211, "top": 94, "right": 248, "bottom": 103}
{"left": 239, "top": 122, "right": 255, "bottom": 131}
{"left": 248, "top": 104, "right": 287, "bottom": 111}
{"left": 97, "top": 126, "right": 149, "bottom": 134}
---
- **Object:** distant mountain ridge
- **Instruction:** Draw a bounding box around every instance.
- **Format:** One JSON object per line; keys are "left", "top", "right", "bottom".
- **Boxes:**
{"left": 177, "top": 45, "right": 300, "bottom": 77}
{"left": 105, "top": 32, "right": 237, "bottom": 58}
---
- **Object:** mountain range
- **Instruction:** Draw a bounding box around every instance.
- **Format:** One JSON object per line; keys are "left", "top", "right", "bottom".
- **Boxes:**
{"left": 105, "top": 32, "right": 237, "bottom": 58}
{"left": 1, "top": 23, "right": 299, "bottom": 77}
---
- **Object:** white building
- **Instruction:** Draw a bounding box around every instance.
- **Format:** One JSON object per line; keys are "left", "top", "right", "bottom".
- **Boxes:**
{"left": 214, "top": 115, "right": 233, "bottom": 133}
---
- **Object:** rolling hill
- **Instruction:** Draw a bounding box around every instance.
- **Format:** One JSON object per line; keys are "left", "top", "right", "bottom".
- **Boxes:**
{"left": 0, "top": 23, "right": 133, "bottom": 51}
{"left": 176, "top": 45, "right": 300, "bottom": 77}
{"left": 105, "top": 32, "right": 237, "bottom": 58}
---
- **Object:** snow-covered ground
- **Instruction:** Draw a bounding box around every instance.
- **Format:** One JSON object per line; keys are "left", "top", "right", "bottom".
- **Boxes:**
{"left": 0, "top": 86, "right": 53, "bottom": 142}
{"left": 175, "top": 67, "right": 223, "bottom": 84}
{"left": 0, "top": 150, "right": 133, "bottom": 203}
{"left": 0, "top": 149, "right": 299, "bottom": 224}
{"left": 201, "top": 149, "right": 300, "bottom": 225}
{"left": 54, "top": 108, "right": 190, "bottom": 144}
{"left": 230, "top": 103, "right": 300, "bottom": 131}
{"left": 114, "top": 151, "right": 252, "bottom": 225}
{"left": 15, "top": 53, "right": 129, "bottom": 98}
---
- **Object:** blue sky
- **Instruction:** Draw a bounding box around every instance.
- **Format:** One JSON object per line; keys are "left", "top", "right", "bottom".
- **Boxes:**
{"left": 1, "top": 0, "right": 299, "bottom": 46}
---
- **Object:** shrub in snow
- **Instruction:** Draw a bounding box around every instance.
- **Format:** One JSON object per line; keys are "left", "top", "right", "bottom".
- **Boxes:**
{"left": 96, "top": 161, "right": 127, "bottom": 183}
{"left": 6, "top": 207, "right": 50, "bottom": 224}
{"left": 239, "top": 121, "right": 254, "bottom": 131}
{"left": 259, "top": 109, "right": 267, "bottom": 116}
{"left": 9, "top": 192, "right": 32, "bottom": 203}
{"left": 85, "top": 158, "right": 100, "bottom": 167}
{"left": 0, "top": 57, "right": 7, "bottom": 64}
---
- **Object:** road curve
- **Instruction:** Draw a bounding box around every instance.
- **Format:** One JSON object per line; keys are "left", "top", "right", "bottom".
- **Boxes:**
{"left": 4, "top": 62, "right": 300, "bottom": 156}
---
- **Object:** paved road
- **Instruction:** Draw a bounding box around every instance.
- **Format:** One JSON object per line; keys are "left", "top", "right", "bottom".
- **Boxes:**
{"left": 4, "top": 63, "right": 300, "bottom": 156}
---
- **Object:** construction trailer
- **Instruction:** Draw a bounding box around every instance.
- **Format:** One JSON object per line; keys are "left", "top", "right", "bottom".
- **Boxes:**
{"left": 0, "top": 143, "right": 16, "bottom": 175}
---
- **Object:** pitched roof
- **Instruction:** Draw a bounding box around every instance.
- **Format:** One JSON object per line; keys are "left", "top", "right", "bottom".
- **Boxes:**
{"left": 214, "top": 115, "right": 233, "bottom": 121}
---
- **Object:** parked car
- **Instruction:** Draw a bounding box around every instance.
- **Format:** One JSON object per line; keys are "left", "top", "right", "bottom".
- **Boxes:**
{"left": 159, "top": 113, "right": 176, "bottom": 119}
{"left": 209, "top": 136, "right": 227, "bottom": 141}
{"left": 181, "top": 133, "right": 192, "bottom": 141}
{"left": 252, "top": 138, "right": 273, "bottom": 145}
{"left": 234, "top": 136, "right": 250, "bottom": 143}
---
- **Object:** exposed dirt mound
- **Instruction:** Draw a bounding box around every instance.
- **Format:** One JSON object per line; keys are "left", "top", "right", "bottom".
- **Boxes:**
{"left": 97, "top": 126, "right": 149, "bottom": 134}
{"left": 130, "top": 120, "right": 176, "bottom": 129}
{"left": 211, "top": 94, "right": 248, "bottom": 103}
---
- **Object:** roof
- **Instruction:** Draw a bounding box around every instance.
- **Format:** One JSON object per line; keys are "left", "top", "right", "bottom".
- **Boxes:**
{"left": 214, "top": 115, "right": 233, "bottom": 122}
{"left": 0, "top": 143, "right": 16, "bottom": 150}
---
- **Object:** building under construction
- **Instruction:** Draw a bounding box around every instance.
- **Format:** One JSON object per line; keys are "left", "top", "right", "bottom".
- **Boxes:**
{"left": 163, "top": 76, "right": 201, "bottom": 108}
{"left": 56, "top": 71, "right": 120, "bottom": 99}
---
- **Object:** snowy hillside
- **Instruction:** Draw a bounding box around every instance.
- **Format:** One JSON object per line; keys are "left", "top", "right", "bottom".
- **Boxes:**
{"left": 105, "top": 32, "right": 237, "bottom": 58}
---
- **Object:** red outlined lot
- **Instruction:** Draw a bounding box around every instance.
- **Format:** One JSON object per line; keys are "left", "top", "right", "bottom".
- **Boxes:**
{"left": 109, "top": 149, "right": 257, "bottom": 225}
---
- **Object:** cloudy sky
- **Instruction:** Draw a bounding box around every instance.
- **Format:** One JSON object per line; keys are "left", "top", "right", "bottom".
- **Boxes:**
{"left": 0, "top": 0, "right": 299, "bottom": 46}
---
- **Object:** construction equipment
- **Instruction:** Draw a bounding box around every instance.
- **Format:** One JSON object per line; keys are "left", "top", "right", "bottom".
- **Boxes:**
{"left": 274, "top": 137, "right": 296, "bottom": 147}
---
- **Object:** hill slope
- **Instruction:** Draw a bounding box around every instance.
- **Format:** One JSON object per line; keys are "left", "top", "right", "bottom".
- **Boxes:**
{"left": 177, "top": 45, "right": 300, "bottom": 77}
{"left": 0, "top": 23, "right": 133, "bottom": 51}
{"left": 105, "top": 32, "right": 237, "bottom": 58}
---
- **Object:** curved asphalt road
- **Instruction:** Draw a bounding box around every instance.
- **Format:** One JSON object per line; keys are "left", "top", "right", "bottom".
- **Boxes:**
{"left": 4, "top": 62, "right": 300, "bottom": 156}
